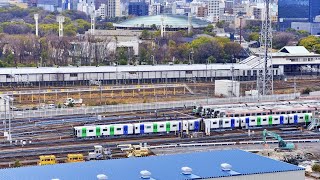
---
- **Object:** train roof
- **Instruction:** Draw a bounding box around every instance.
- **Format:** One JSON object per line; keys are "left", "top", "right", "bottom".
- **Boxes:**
{"left": 0, "top": 149, "right": 303, "bottom": 180}
{"left": 0, "top": 64, "right": 252, "bottom": 75}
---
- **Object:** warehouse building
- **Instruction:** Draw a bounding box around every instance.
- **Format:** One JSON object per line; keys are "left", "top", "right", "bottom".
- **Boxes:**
{"left": 0, "top": 149, "right": 304, "bottom": 180}
{"left": 0, "top": 64, "right": 283, "bottom": 87}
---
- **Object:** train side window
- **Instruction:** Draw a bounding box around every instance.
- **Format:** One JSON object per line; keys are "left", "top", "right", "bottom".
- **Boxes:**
{"left": 263, "top": 119, "right": 267, "bottom": 121}
{"left": 172, "top": 124, "right": 177, "bottom": 127}
{"left": 246, "top": 113, "right": 250, "bottom": 116}
{"left": 235, "top": 114, "right": 239, "bottom": 117}
{"left": 292, "top": 111, "right": 296, "bottom": 113}
{"left": 297, "top": 111, "right": 301, "bottom": 113}
{"left": 251, "top": 120, "right": 255, "bottom": 122}
{"left": 302, "top": 110, "right": 306, "bottom": 113}
{"left": 225, "top": 121, "right": 229, "bottom": 124}
{"left": 262, "top": 112, "right": 267, "bottom": 115}
{"left": 281, "top": 112, "right": 286, "bottom": 114}
{"left": 230, "top": 114, "right": 234, "bottom": 117}
{"left": 257, "top": 113, "right": 261, "bottom": 115}
{"left": 274, "top": 118, "right": 278, "bottom": 121}
{"left": 212, "top": 122, "right": 217, "bottom": 124}
{"left": 308, "top": 110, "right": 311, "bottom": 113}
{"left": 240, "top": 114, "right": 244, "bottom": 117}
{"left": 146, "top": 126, "right": 151, "bottom": 129}
{"left": 299, "top": 117, "right": 303, "bottom": 119}
{"left": 116, "top": 128, "right": 121, "bottom": 131}
{"left": 135, "top": 127, "right": 138, "bottom": 129}
{"left": 77, "top": 130, "right": 80, "bottom": 133}
{"left": 159, "top": 125, "right": 164, "bottom": 128}
{"left": 103, "top": 129, "right": 108, "bottom": 131}
{"left": 276, "top": 112, "right": 280, "bottom": 114}
{"left": 89, "top": 130, "right": 93, "bottom": 132}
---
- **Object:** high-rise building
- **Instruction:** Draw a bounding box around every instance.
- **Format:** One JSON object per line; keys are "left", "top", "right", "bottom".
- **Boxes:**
{"left": 208, "top": 0, "right": 219, "bottom": 22}
{"left": 310, "top": 0, "right": 320, "bottom": 22}
{"left": 128, "top": 2, "right": 148, "bottom": 16}
{"left": 278, "top": 0, "right": 320, "bottom": 31}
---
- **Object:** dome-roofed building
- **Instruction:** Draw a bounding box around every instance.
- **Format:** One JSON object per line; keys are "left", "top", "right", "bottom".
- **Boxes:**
{"left": 114, "top": 15, "right": 210, "bottom": 30}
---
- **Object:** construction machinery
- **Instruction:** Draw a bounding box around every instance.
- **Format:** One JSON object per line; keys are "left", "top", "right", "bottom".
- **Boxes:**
{"left": 262, "top": 129, "right": 296, "bottom": 152}
{"left": 117, "top": 144, "right": 150, "bottom": 157}
{"left": 87, "top": 145, "right": 112, "bottom": 160}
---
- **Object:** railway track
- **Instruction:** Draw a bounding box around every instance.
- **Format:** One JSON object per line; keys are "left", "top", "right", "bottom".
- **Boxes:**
{"left": 1, "top": 131, "right": 319, "bottom": 163}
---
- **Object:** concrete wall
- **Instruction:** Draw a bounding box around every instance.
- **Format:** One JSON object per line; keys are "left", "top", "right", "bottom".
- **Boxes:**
{"left": 209, "top": 170, "right": 305, "bottom": 180}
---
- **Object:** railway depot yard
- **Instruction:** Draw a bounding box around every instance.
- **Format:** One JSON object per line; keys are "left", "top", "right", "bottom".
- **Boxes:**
{"left": 0, "top": 77, "right": 320, "bottom": 179}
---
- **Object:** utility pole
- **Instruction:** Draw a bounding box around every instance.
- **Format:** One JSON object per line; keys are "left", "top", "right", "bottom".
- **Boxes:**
{"left": 257, "top": 0, "right": 273, "bottom": 95}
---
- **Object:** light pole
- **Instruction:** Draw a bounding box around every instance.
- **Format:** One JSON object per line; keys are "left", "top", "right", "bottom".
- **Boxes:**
{"left": 34, "top": 14, "right": 39, "bottom": 37}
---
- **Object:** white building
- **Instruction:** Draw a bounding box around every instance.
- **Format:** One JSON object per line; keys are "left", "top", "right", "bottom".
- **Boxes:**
{"left": 208, "top": 0, "right": 219, "bottom": 22}
{"left": 215, "top": 80, "right": 240, "bottom": 97}
{"left": 97, "top": 0, "right": 121, "bottom": 18}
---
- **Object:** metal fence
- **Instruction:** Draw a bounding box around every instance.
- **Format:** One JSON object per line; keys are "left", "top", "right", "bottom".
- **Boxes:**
{"left": 0, "top": 93, "right": 300, "bottom": 120}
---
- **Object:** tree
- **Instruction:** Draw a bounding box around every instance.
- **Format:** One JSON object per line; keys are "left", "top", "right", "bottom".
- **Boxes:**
{"left": 272, "top": 32, "right": 296, "bottom": 49}
{"left": 190, "top": 36, "right": 214, "bottom": 48}
{"left": 248, "top": 32, "right": 260, "bottom": 41}
{"left": 151, "top": 24, "right": 157, "bottom": 30}
{"left": 13, "top": 160, "right": 21, "bottom": 167}
{"left": 207, "top": 56, "right": 216, "bottom": 63}
{"left": 140, "top": 30, "right": 151, "bottom": 39}
{"left": 312, "top": 164, "right": 320, "bottom": 172}
{"left": 223, "top": 42, "right": 242, "bottom": 63}
{"left": 216, "top": 21, "right": 226, "bottom": 28}
{"left": 204, "top": 24, "right": 214, "bottom": 35}
{"left": 297, "top": 30, "right": 309, "bottom": 38}
{"left": 298, "top": 35, "right": 320, "bottom": 51}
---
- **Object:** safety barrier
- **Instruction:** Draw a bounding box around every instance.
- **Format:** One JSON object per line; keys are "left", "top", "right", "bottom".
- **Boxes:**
{"left": 239, "top": 139, "right": 320, "bottom": 145}
{"left": 148, "top": 139, "right": 319, "bottom": 149}
{"left": 0, "top": 93, "right": 300, "bottom": 120}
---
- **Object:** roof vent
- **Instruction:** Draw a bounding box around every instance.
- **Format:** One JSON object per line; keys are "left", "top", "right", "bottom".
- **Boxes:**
{"left": 140, "top": 170, "right": 151, "bottom": 179}
{"left": 181, "top": 167, "right": 192, "bottom": 175}
{"left": 221, "top": 163, "right": 232, "bottom": 171}
{"left": 97, "top": 174, "right": 108, "bottom": 180}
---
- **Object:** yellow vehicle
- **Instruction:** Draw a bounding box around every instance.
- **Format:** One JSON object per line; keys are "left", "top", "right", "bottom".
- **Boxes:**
{"left": 125, "top": 145, "right": 150, "bottom": 157}
{"left": 132, "top": 145, "right": 150, "bottom": 157}
{"left": 65, "top": 154, "right": 84, "bottom": 163}
{"left": 38, "top": 155, "right": 56, "bottom": 166}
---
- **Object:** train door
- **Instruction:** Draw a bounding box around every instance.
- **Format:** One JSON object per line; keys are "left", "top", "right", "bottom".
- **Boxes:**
{"left": 96, "top": 127, "right": 101, "bottom": 136}
{"left": 82, "top": 128, "right": 86, "bottom": 138}
{"left": 110, "top": 126, "right": 114, "bottom": 136}
{"left": 179, "top": 122, "right": 182, "bottom": 132}
{"left": 268, "top": 116, "right": 273, "bottom": 126}
{"left": 219, "top": 119, "right": 223, "bottom": 128}
{"left": 153, "top": 123, "right": 158, "bottom": 133}
{"left": 305, "top": 114, "right": 309, "bottom": 123}
{"left": 294, "top": 115, "right": 298, "bottom": 124}
{"left": 194, "top": 121, "right": 200, "bottom": 131}
{"left": 245, "top": 117, "right": 250, "bottom": 127}
{"left": 166, "top": 122, "right": 171, "bottom": 132}
{"left": 257, "top": 117, "right": 261, "bottom": 126}
{"left": 123, "top": 125, "right": 128, "bottom": 135}
{"left": 140, "top": 124, "right": 145, "bottom": 134}
{"left": 280, "top": 116, "right": 284, "bottom": 124}
{"left": 231, "top": 118, "right": 235, "bottom": 128}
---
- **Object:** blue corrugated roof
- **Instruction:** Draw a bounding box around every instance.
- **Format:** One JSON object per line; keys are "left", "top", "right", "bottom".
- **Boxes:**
{"left": 0, "top": 149, "right": 303, "bottom": 180}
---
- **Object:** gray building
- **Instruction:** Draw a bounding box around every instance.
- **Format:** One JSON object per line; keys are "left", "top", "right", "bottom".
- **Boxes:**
{"left": 291, "top": 22, "right": 320, "bottom": 35}
{"left": 0, "top": 149, "right": 305, "bottom": 180}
